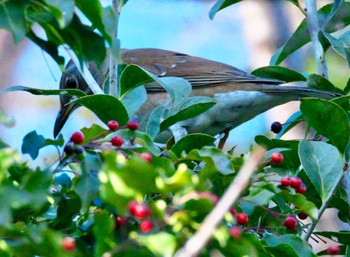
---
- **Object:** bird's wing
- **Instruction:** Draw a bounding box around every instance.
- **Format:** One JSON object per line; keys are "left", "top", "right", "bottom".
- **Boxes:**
{"left": 121, "top": 48, "right": 283, "bottom": 93}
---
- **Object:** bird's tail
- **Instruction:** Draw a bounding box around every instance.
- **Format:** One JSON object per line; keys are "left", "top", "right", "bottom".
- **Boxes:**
{"left": 261, "top": 85, "right": 342, "bottom": 99}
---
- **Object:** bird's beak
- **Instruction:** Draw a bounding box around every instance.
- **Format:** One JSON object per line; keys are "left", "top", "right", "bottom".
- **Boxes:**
{"left": 53, "top": 103, "right": 77, "bottom": 138}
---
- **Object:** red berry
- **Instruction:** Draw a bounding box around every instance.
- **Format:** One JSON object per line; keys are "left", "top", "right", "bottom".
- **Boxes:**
{"left": 230, "top": 208, "right": 237, "bottom": 216}
{"left": 128, "top": 201, "right": 151, "bottom": 219}
{"left": 127, "top": 200, "right": 138, "bottom": 216}
{"left": 327, "top": 245, "right": 340, "bottom": 255}
{"left": 297, "top": 212, "right": 308, "bottom": 220}
{"left": 284, "top": 216, "right": 297, "bottom": 230}
{"left": 62, "top": 237, "right": 76, "bottom": 252}
{"left": 108, "top": 120, "right": 119, "bottom": 131}
{"left": 296, "top": 183, "right": 307, "bottom": 194}
{"left": 140, "top": 220, "right": 154, "bottom": 233}
{"left": 290, "top": 177, "right": 302, "bottom": 189}
{"left": 229, "top": 226, "right": 242, "bottom": 239}
{"left": 115, "top": 216, "right": 128, "bottom": 229}
{"left": 140, "top": 152, "right": 152, "bottom": 162}
{"left": 280, "top": 176, "right": 291, "bottom": 186}
{"left": 199, "top": 192, "right": 219, "bottom": 205}
{"left": 236, "top": 213, "right": 249, "bottom": 225}
{"left": 111, "top": 135, "right": 124, "bottom": 147}
{"left": 127, "top": 119, "right": 139, "bottom": 130}
{"left": 271, "top": 152, "right": 284, "bottom": 164}
{"left": 70, "top": 131, "right": 84, "bottom": 144}
{"left": 271, "top": 121, "right": 283, "bottom": 134}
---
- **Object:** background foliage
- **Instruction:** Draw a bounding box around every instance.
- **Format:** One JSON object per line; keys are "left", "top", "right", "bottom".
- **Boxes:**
{"left": 0, "top": 0, "right": 350, "bottom": 256}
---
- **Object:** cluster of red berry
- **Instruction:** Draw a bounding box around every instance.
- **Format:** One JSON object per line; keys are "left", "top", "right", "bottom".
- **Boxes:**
{"left": 127, "top": 201, "right": 154, "bottom": 233}
{"left": 280, "top": 176, "right": 307, "bottom": 194}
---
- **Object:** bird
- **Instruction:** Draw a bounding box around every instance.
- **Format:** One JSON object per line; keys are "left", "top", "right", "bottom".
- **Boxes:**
{"left": 54, "top": 48, "right": 340, "bottom": 143}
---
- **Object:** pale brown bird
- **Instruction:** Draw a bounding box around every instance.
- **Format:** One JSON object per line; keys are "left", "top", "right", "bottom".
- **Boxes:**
{"left": 54, "top": 48, "right": 340, "bottom": 142}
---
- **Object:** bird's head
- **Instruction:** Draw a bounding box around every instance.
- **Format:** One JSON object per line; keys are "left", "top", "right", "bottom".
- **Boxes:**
{"left": 54, "top": 61, "right": 103, "bottom": 138}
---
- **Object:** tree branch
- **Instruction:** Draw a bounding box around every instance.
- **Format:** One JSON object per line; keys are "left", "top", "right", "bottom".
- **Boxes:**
{"left": 174, "top": 147, "right": 266, "bottom": 257}
{"left": 305, "top": 0, "right": 328, "bottom": 77}
{"left": 109, "top": 0, "right": 120, "bottom": 97}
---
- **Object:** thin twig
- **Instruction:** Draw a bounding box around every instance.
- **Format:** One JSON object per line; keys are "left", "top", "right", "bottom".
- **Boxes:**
{"left": 305, "top": 0, "right": 328, "bottom": 77}
{"left": 174, "top": 147, "right": 266, "bottom": 257}
{"left": 64, "top": 46, "right": 103, "bottom": 94}
{"left": 109, "top": 0, "right": 120, "bottom": 97}
{"left": 302, "top": 170, "right": 346, "bottom": 241}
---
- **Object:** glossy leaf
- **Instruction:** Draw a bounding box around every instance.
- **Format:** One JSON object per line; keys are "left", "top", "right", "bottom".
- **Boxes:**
{"left": 71, "top": 94, "right": 129, "bottom": 126}
{"left": 251, "top": 66, "right": 306, "bottom": 83}
{"left": 185, "top": 146, "right": 236, "bottom": 176}
{"left": 170, "top": 134, "right": 216, "bottom": 157}
{"left": 0, "top": 86, "right": 87, "bottom": 97}
{"left": 136, "top": 233, "right": 177, "bottom": 257}
{"left": 277, "top": 191, "right": 318, "bottom": 220}
{"left": 307, "top": 74, "right": 344, "bottom": 94}
{"left": 93, "top": 211, "right": 115, "bottom": 256}
{"left": 159, "top": 96, "right": 216, "bottom": 132}
{"left": 0, "top": 0, "right": 27, "bottom": 43}
{"left": 146, "top": 106, "right": 167, "bottom": 139}
{"left": 75, "top": 153, "right": 101, "bottom": 212}
{"left": 271, "top": 3, "right": 350, "bottom": 65}
{"left": 103, "top": 129, "right": 161, "bottom": 155}
{"left": 46, "top": 0, "right": 74, "bottom": 28}
{"left": 75, "top": 0, "right": 112, "bottom": 42}
{"left": 121, "top": 86, "right": 147, "bottom": 117}
{"left": 263, "top": 234, "right": 317, "bottom": 257}
{"left": 300, "top": 98, "right": 349, "bottom": 154}
{"left": 209, "top": 0, "right": 242, "bottom": 20}
{"left": 299, "top": 140, "right": 343, "bottom": 202}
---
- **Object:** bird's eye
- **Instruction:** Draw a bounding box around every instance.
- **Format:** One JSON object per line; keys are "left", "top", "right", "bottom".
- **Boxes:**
{"left": 66, "top": 77, "right": 77, "bottom": 89}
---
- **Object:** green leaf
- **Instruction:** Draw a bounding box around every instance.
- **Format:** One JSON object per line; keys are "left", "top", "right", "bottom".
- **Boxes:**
{"left": 146, "top": 106, "right": 167, "bottom": 139}
{"left": 324, "top": 30, "right": 350, "bottom": 68}
{"left": 75, "top": 0, "right": 112, "bottom": 43}
{"left": 251, "top": 66, "right": 306, "bottom": 83}
{"left": 75, "top": 153, "right": 101, "bottom": 212}
{"left": 0, "top": 85, "right": 87, "bottom": 97}
{"left": 314, "top": 230, "right": 350, "bottom": 244}
{"left": 159, "top": 96, "right": 216, "bottom": 132}
{"left": 0, "top": 0, "right": 28, "bottom": 43}
{"left": 121, "top": 86, "right": 147, "bottom": 117}
{"left": 45, "top": 0, "right": 74, "bottom": 28}
{"left": 170, "top": 134, "right": 216, "bottom": 157}
{"left": 209, "top": 0, "right": 242, "bottom": 20}
{"left": 120, "top": 65, "right": 192, "bottom": 108}
{"left": 42, "top": 134, "right": 64, "bottom": 148}
{"left": 136, "top": 233, "right": 177, "bottom": 257}
{"left": 21, "top": 131, "right": 46, "bottom": 160}
{"left": 119, "top": 64, "right": 154, "bottom": 97}
{"left": 185, "top": 146, "right": 236, "bottom": 176}
{"left": 81, "top": 124, "right": 107, "bottom": 143}
{"left": 300, "top": 98, "right": 349, "bottom": 154}
{"left": 263, "top": 234, "right": 317, "bottom": 257}
{"left": 93, "top": 211, "right": 116, "bottom": 256}
{"left": 103, "top": 129, "right": 161, "bottom": 155}
{"left": 255, "top": 135, "right": 300, "bottom": 171}
{"left": 298, "top": 140, "right": 343, "bottom": 202}
{"left": 307, "top": 74, "right": 344, "bottom": 94}
{"left": 52, "top": 191, "right": 82, "bottom": 228}
{"left": 277, "top": 191, "right": 318, "bottom": 220}
{"left": 71, "top": 94, "right": 129, "bottom": 126}
{"left": 271, "top": 3, "right": 350, "bottom": 65}
{"left": 100, "top": 152, "right": 164, "bottom": 212}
